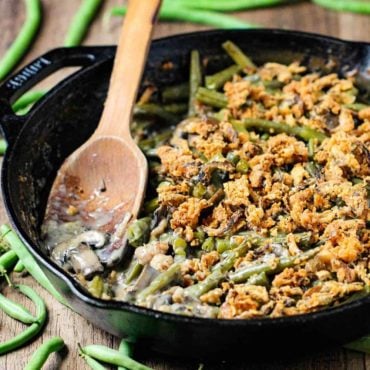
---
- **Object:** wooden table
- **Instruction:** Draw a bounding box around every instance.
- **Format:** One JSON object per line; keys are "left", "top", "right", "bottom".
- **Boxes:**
{"left": 0, "top": 1, "right": 370, "bottom": 369}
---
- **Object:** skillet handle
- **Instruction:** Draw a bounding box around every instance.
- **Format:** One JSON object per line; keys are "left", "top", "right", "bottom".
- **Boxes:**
{"left": 0, "top": 46, "right": 113, "bottom": 147}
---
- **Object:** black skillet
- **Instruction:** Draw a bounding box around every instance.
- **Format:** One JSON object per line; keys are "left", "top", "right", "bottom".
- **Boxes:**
{"left": 0, "top": 29, "right": 370, "bottom": 359}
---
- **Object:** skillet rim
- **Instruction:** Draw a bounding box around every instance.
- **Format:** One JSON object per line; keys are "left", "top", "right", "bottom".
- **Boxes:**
{"left": 2, "top": 27, "right": 370, "bottom": 329}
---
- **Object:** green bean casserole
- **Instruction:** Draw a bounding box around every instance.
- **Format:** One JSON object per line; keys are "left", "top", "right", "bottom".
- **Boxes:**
{"left": 42, "top": 41, "right": 370, "bottom": 319}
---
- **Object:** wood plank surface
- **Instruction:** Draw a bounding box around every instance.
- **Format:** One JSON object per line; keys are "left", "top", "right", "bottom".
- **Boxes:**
{"left": 0, "top": 1, "right": 370, "bottom": 369}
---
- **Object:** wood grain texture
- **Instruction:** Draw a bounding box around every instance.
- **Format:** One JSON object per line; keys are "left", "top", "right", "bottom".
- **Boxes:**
{"left": 0, "top": 1, "right": 370, "bottom": 369}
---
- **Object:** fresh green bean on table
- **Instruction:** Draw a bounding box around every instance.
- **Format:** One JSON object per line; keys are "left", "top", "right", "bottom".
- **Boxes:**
{"left": 0, "top": 0, "right": 41, "bottom": 81}
{"left": 0, "top": 284, "right": 36, "bottom": 324}
{"left": 64, "top": 0, "right": 103, "bottom": 47}
{"left": 24, "top": 336, "right": 65, "bottom": 370}
{"left": 312, "top": 0, "right": 370, "bottom": 14}
{"left": 0, "top": 249, "right": 18, "bottom": 273}
{"left": 12, "top": 90, "right": 46, "bottom": 113}
{"left": 118, "top": 339, "right": 134, "bottom": 370}
{"left": 80, "top": 352, "right": 108, "bottom": 370}
{"left": 0, "top": 139, "right": 7, "bottom": 155}
{"left": 13, "top": 259, "right": 25, "bottom": 273}
{"left": 178, "top": 0, "right": 290, "bottom": 11}
{"left": 0, "top": 284, "right": 46, "bottom": 355}
{"left": 81, "top": 344, "right": 152, "bottom": 370}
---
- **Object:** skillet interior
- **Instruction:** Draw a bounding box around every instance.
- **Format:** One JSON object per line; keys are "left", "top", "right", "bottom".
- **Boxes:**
{"left": 2, "top": 29, "right": 370, "bottom": 358}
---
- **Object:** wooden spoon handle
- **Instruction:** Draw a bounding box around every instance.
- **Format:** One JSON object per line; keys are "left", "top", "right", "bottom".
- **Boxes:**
{"left": 95, "top": 0, "right": 162, "bottom": 139}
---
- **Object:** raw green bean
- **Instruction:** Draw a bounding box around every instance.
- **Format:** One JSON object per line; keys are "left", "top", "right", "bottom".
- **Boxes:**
{"left": 81, "top": 345, "right": 152, "bottom": 370}
{"left": 64, "top": 0, "right": 103, "bottom": 47}
{"left": 134, "top": 104, "right": 179, "bottom": 125}
{"left": 229, "top": 247, "right": 320, "bottom": 283}
{"left": 12, "top": 90, "right": 46, "bottom": 112}
{"left": 344, "top": 336, "right": 370, "bottom": 354}
{"left": 80, "top": 352, "right": 108, "bottom": 370}
{"left": 313, "top": 0, "right": 370, "bottom": 14}
{"left": 0, "top": 225, "right": 68, "bottom": 307}
{"left": 125, "top": 261, "right": 143, "bottom": 284}
{"left": 180, "top": 0, "right": 289, "bottom": 11}
{"left": 0, "top": 139, "right": 7, "bottom": 155}
{"left": 0, "top": 250, "right": 18, "bottom": 273}
{"left": 24, "top": 336, "right": 65, "bottom": 370}
{"left": 189, "top": 50, "right": 202, "bottom": 116}
{"left": 205, "top": 64, "right": 241, "bottom": 90}
{"left": 13, "top": 259, "right": 25, "bottom": 273}
{"left": 231, "top": 118, "right": 328, "bottom": 142}
{"left": 136, "top": 263, "right": 181, "bottom": 302}
{"left": 162, "top": 82, "right": 189, "bottom": 102}
{"left": 118, "top": 339, "right": 134, "bottom": 370}
{"left": 0, "top": 0, "right": 41, "bottom": 81}
{"left": 0, "top": 286, "right": 36, "bottom": 324}
{"left": 196, "top": 87, "right": 228, "bottom": 109}
{"left": 0, "top": 284, "right": 47, "bottom": 355}
{"left": 222, "top": 40, "right": 256, "bottom": 69}
{"left": 110, "top": 2, "right": 258, "bottom": 29}
{"left": 185, "top": 242, "right": 249, "bottom": 298}
{"left": 127, "top": 218, "right": 151, "bottom": 247}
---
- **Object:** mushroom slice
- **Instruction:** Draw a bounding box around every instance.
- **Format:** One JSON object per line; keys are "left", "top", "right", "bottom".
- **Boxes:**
{"left": 69, "top": 244, "right": 104, "bottom": 278}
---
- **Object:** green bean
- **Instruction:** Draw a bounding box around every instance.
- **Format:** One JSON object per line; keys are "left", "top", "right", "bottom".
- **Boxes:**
{"left": 0, "top": 284, "right": 47, "bottom": 355}
{"left": 344, "top": 103, "right": 369, "bottom": 111}
{"left": 134, "top": 104, "right": 180, "bottom": 125}
{"left": 173, "top": 237, "right": 187, "bottom": 261}
{"left": 185, "top": 242, "right": 249, "bottom": 298}
{"left": 222, "top": 40, "right": 256, "bottom": 70}
{"left": 236, "top": 158, "right": 249, "bottom": 174}
{"left": 231, "top": 118, "right": 328, "bottom": 142}
{"left": 344, "top": 336, "right": 370, "bottom": 354}
{"left": 0, "top": 0, "right": 41, "bottom": 81}
{"left": 163, "top": 102, "right": 188, "bottom": 115}
{"left": 246, "top": 271, "right": 268, "bottom": 286}
{"left": 189, "top": 50, "right": 202, "bottom": 116}
{"left": 205, "top": 64, "right": 241, "bottom": 90}
{"left": 0, "top": 139, "right": 7, "bottom": 155}
{"left": 162, "top": 82, "right": 189, "bottom": 103}
{"left": 0, "top": 225, "right": 68, "bottom": 307}
{"left": 196, "top": 87, "right": 228, "bottom": 109}
{"left": 125, "top": 261, "right": 143, "bottom": 284}
{"left": 308, "top": 138, "right": 316, "bottom": 158}
{"left": 201, "top": 237, "right": 215, "bottom": 252}
{"left": 110, "top": 2, "right": 258, "bottom": 29}
{"left": 13, "top": 259, "right": 25, "bottom": 273}
{"left": 127, "top": 218, "right": 151, "bottom": 247}
{"left": 12, "top": 90, "right": 46, "bottom": 112}
{"left": 118, "top": 339, "right": 134, "bottom": 370}
{"left": 313, "top": 0, "right": 370, "bottom": 14}
{"left": 0, "top": 285, "right": 36, "bottom": 324}
{"left": 136, "top": 263, "right": 181, "bottom": 302}
{"left": 80, "top": 351, "right": 108, "bottom": 370}
{"left": 229, "top": 247, "right": 320, "bottom": 283}
{"left": 180, "top": 0, "right": 288, "bottom": 11}
{"left": 0, "top": 249, "right": 18, "bottom": 273}
{"left": 64, "top": 0, "right": 103, "bottom": 47}
{"left": 24, "top": 336, "right": 65, "bottom": 370}
{"left": 143, "top": 198, "right": 159, "bottom": 214}
{"left": 215, "top": 238, "right": 231, "bottom": 254}
{"left": 81, "top": 345, "right": 152, "bottom": 370}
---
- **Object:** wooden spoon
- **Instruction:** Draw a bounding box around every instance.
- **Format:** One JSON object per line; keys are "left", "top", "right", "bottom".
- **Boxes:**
{"left": 47, "top": 0, "right": 162, "bottom": 265}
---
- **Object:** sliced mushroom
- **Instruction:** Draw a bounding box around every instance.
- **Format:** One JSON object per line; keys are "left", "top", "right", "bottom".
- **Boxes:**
{"left": 69, "top": 244, "right": 104, "bottom": 278}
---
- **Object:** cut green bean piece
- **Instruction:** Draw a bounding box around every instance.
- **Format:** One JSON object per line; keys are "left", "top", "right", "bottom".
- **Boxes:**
{"left": 229, "top": 247, "right": 320, "bottom": 283}
{"left": 88, "top": 275, "right": 104, "bottom": 298}
{"left": 162, "top": 82, "right": 189, "bottom": 102}
{"left": 64, "top": 0, "right": 103, "bottom": 47}
{"left": 231, "top": 118, "right": 328, "bottom": 142}
{"left": 127, "top": 218, "right": 151, "bottom": 248}
{"left": 82, "top": 344, "right": 152, "bottom": 370}
{"left": 205, "top": 64, "right": 241, "bottom": 90}
{"left": 136, "top": 263, "right": 181, "bottom": 302}
{"left": 0, "top": 139, "right": 7, "bottom": 155}
{"left": 222, "top": 40, "right": 256, "bottom": 69}
{"left": 134, "top": 104, "right": 180, "bottom": 125}
{"left": 344, "top": 103, "right": 369, "bottom": 111}
{"left": 189, "top": 50, "right": 202, "bottom": 116}
{"left": 246, "top": 271, "right": 268, "bottom": 286}
{"left": 24, "top": 336, "right": 65, "bottom": 370}
{"left": 125, "top": 261, "right": 143, "bottom": 284}
{"left": 0, "top": 0, "right": 42, "bottom": 81}
{"left": 196, "top": 87, "right": 228, "bottom": 109}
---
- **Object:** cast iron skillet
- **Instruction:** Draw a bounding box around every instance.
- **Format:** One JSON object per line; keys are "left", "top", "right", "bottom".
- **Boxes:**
{"left": 0, "top": 29, "right": 370, "bottom": 359}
